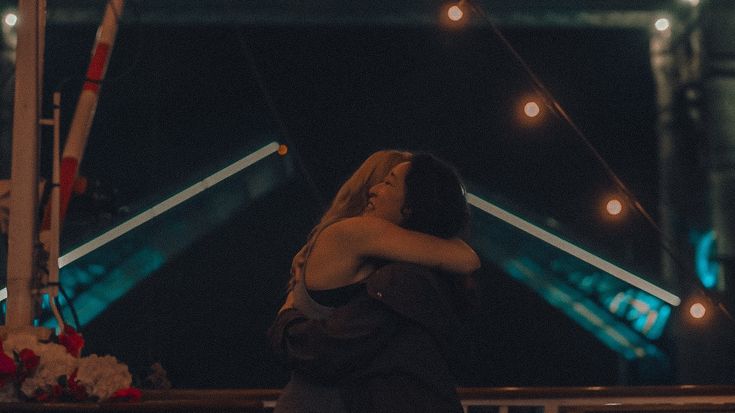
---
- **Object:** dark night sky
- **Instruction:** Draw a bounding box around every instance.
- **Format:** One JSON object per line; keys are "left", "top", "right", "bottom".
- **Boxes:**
{"left": 48, "top": 24, "right": 660, "bottom": 269}
{"left": 38, "top": 20, "right": 672, "bottom": 388}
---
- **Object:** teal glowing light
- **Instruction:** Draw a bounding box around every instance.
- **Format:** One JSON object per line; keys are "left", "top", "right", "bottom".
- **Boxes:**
{"left": 504, "top": 257, "right": 664, "bottom": 360}
{"left": 57, "top": 141, "right": 281, "bottom": 268}
{"left": 695, "top": 230, "right": 718, "bottom": 289}
{"left": 0, "top": 141, "right": 282, "bottom": 306}
{"left": 601, "top": 290, "right": 670, "bottom": 340}
{"left": 467, "top": 193, "right": 681, "bottom": 306}
{"left": 469, "top": 192, "right": 673, "bottom": 356}
{"left": 42, "top": 249, "right": 166, "bottom": 329}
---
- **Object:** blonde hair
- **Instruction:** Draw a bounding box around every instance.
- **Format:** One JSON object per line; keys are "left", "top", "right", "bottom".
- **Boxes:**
{"left": 288, "top": 150, "right": 412, "bottom": 289}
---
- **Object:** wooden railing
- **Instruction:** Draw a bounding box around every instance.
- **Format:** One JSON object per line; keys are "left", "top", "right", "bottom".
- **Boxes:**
{"left": 458, "top": 386, "right": 735, "bottom": 413}
{"left": 0, "top": 386, "right": 732, "bottom": 412}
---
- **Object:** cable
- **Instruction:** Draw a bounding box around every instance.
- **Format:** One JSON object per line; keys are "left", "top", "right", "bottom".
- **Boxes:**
{"left": 48, "top": 286, "right": 65, "bottom": 331}
{"left": 466, "top": 1, "right": 734, "bottom": 324}
{"left": 233, "top": 29, "right": 326, "bottom": 210}
{"left": 57, "top": 284, "right": 81, "bottom": 332}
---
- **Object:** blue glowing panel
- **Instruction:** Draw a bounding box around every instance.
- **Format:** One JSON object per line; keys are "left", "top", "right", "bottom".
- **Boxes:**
{"left": 694, "top": 230, "right": 718, "bottom": 289}
{"left": 468, "top": 190, "right": 673, "bottom": 360}
{"left": 503, "top": 257, "right": 666, "bottom": 360}
{"left": 1, "top": 142, "right": 290, "bottom": 329}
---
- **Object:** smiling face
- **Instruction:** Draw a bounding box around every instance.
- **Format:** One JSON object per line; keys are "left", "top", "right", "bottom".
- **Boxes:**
{"left": 362, "top": 161, "right": 411, "bottom": 225}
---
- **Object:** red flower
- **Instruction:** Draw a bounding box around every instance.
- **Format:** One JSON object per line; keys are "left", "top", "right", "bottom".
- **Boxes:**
{"left": 66, "top": 369, "right": 89, "bottom": 401}
{"left": 13, "top": 348, "right": 40, "bottom": 383}
{"left": 18, "top": 348, "right": 39, "bottom": 372}
{"left": 110, "top": 387, "right": 142, "bottom": 402}
{"left": 58, "top": 326, "right": 85, "bottom": 358}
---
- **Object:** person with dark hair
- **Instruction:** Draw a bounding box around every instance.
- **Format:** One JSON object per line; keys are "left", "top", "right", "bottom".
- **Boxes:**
{"left": 400, "top": 153, "right": 470, "bottom": 239}
{"left": 270, "top": 152, "right": 479, "bottom": 413}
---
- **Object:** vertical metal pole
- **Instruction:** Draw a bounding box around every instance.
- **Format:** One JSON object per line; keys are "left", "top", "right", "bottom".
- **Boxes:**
{"left": 650, "top": 23, "right": 679, "bottom": 287}
{"left": 0, "top": 21, "right": 15, "bottom": 181}
{"left": 702, "top": 0, "right": 735, "bottom": 311}
{"left": 41, "top": 92, "right": 65, "bottom": 330}
{"left": 5, "top": 0, "right": 44, "bottom": 331}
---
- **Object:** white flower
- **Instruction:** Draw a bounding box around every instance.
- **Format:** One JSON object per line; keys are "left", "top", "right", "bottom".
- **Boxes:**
{"left": 76, "top": 354, "right": 132, "bottom": 401}
{"left": 18, "top": 343, "right": 78, "bottom": 399}
{"left": 1, "top": 333, "right": 132, "bottom": 402}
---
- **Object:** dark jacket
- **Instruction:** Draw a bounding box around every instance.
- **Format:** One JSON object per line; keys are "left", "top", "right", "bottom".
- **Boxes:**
{"left": 269, "top": 263, "right": 471, "bottom": 413}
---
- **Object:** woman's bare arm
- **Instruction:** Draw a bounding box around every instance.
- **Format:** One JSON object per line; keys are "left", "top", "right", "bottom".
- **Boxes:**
{"left": 326, "top": 216, "right": 480, "bottom": 275}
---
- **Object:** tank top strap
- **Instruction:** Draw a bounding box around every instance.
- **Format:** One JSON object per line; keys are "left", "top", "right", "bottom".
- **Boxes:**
{"left": 292, "top": 217, "right": 350, "bottom": 319}
{"left": 299, "top": 217, "right": 349, "bottom": 284}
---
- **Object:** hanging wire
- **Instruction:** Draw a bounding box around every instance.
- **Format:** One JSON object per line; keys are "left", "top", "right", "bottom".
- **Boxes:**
{"left": 234, "top": 29, "right": 326, "bottom": 210}
{"left": 56, "top": 285, "right": 81, "bottom": 331}
{"left": 465, "top": 1, "right": 734, "bottom": 323}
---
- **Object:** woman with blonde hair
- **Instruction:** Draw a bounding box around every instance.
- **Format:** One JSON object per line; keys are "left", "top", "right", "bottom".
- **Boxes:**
{"left": 287, "top": 150, "right": 412, "bottom": 291}
{"left": 273, "top": 151, "right": 479, "bottom": 412}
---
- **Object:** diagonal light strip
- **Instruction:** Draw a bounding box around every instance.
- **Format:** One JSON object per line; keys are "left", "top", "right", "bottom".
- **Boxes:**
{"left": 57, "top": 142, "right": 280, "bottom": 268}
{"left": 1, "top": 142, "right": 282, "bottom": 303}
{"left": 466, "top": 192, "right": 681, "bottom": 306}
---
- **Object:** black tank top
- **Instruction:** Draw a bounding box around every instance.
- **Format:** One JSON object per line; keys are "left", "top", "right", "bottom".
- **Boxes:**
{"left": 307, "top": 283, "right": 366, "bottom": 307}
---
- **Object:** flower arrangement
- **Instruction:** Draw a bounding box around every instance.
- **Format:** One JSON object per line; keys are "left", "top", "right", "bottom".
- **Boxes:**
{"left": 0, "top": 326, "right": 141, "bottom": 403}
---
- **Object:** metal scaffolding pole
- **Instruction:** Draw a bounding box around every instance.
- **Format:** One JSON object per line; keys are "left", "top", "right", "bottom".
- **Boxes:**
{"left": 650, "top": 23, "right": 680, "bottom": 288}
{"left": 702, "top": 1, "right": 735, "bottom": 312}
{"left": 1, "top": 0, "right": 49, "bottom": 339}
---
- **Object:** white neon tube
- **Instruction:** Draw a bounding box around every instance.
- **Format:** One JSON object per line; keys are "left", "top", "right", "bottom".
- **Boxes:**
{"left": 57, "top": 141, "right": 280, "bottom": 268}
{"left": 466, "top": 192, "right": 681, "bottom": 306}
{"left": 0, "top": 141, "right": 281, "bottom": 303}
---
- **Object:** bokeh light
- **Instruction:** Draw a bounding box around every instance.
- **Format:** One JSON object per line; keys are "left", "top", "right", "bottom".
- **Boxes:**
{"left": 447, "top": 5, "right": 464, "bottom": 22}
{"left": 606, "top": 198, "right": 623, "bottom": 216}
{"left": 524, "top": 101, "right": 540, "bottom": 118}
{"left": 689, "top": 302, "right": 706, "bottom": 319}
{"left": 439, "top": 2, "right": 469, "bottom": 29}
{"left": 515, "top": 95, "right": 545, "bottom": 127}
{"left": 3, "top": 12, "right": 17, "bottom": 27}
{"left": 654, "top": 18, "right": 670, "bottom": 32}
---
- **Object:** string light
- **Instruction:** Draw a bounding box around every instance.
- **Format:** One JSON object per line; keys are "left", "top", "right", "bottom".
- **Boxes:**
{"left": 689, "top": 302, "right": 706, "bottom": 319}
{"left": 439, "top": 2, "right": 469, "bottom": 29}
{"left": 606, "top": 198, "right": 623, "bottom": 216}
{"left": 524, "top": 101, "right": 540, "bottom": 118}
{"left": 654, "top": 18, "right": 670, "bottom": 32}
{"left": 447, "top": 5, "right": 464, "bottom": 22}
{"left": 466, "top": 193, "right": 681, "bottom": 306}
{"left": 3, "top": 12, "right": 17, "bottom": 27}
{"left": 516, "top": 96, "right": 544, "bottom": 127}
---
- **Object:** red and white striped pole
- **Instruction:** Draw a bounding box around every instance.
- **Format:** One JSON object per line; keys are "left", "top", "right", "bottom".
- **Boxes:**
{"left": 43, "top": 0, "right": 124, "bottom": 230}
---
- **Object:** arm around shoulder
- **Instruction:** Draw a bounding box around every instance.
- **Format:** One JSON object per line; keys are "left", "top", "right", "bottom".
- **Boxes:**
{"left": 268, "top": 293, "right": 400, "bottom": 383}
{"left": 329, "top": 216, "right": 480, "bottom": 274}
